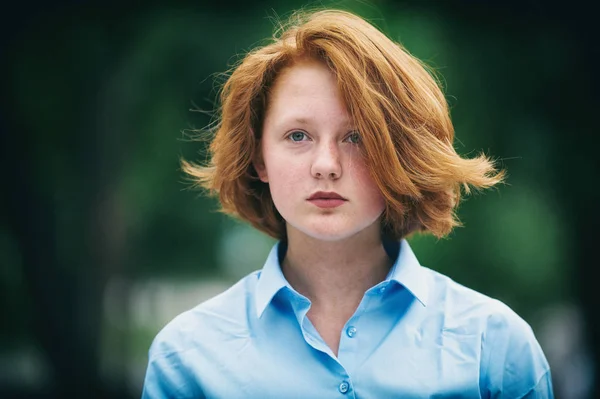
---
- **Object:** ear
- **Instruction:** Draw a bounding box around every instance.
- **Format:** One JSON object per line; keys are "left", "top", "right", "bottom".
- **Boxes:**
{"left": 255, "top": 162, "right": 269, "bottom": 183}
{"left": 253, "top": 153, "right": 269, "bottom": 183}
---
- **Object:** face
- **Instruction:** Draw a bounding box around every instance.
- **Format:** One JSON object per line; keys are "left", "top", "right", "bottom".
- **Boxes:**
{"left": 256, "top": 58, "right": 386, "bottom": 241}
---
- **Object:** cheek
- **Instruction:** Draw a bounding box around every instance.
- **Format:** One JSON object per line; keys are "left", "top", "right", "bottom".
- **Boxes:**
{"left": 351, "top": 162, "right": 386, "bottom": 212}
{"left": 264, "top": 153, "right": 307, "bottom": 199}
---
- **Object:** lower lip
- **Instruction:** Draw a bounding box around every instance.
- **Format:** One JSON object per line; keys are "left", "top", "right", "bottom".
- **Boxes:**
{"left": 308, "top": 199, "right": 346, "bottom": 208}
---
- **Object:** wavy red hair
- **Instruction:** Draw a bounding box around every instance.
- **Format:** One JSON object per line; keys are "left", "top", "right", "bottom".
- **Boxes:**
{"left": 182, "top": 9, "right": 504, "bottom": 240}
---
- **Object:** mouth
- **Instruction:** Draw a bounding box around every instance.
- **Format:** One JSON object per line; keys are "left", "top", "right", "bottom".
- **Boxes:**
{"left": 307, "top": 191, "right": 347, "bottom": 209}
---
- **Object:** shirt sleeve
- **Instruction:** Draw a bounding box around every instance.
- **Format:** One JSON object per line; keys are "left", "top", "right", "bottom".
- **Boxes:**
{"left": 480, "top": 303, "right": 554, "bottom": 399}
{"left": 519, "top": 370, "right": 554, "bottom": 399}
{"left": 141, "top": 340, "right": 205, "bottom": 399}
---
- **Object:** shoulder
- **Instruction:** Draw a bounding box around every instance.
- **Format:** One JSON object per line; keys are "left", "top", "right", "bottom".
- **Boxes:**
{"left": 479, "top": 297, "right": 552, "bottom": 397}
{"left": 422, "top": 266, "right": 520, "bottom": 332}
{"left": 141, "top": 272, "right": 260, "bottom": 398}
{"left": 423, "top": 267, "right": 552, "bottom": 396}
{"left": 425, "top": 266, "right": 546, "bottom": 354}
{"left": 423, "top": 267, "right": 528, "bottom": 326}
{"left": 148, "top": 271, "right": 260, "bottom": 360}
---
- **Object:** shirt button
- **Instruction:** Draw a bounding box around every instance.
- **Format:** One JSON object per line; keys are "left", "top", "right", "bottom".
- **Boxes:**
{"left": 379, "top": 285, "right": 387, "bottom": 294}
{"left": 338, "top": 381, "right": 350, "bottom": 394}
{"left": 346, "top": 326, "right": 357, "bottom": 338}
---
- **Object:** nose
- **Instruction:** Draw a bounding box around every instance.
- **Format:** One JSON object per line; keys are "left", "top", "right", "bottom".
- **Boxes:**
{"left": 311, "top": 140, "right": 342, "bottom": 180}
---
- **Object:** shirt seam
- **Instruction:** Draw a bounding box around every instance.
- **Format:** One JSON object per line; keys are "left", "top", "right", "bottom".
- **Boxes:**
{"left": 148, "top": 343, "right": 203, "bottom": 364}
{"left": 516, "top": 368, "right": 551, "bottom": 399}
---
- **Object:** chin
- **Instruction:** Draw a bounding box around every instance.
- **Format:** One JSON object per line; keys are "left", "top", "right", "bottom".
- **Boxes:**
{"left": 282, "top": 210, "right": 385, "bottom": 242}
{"left": 292, "top": 221, "right": 365, "bottom": 242}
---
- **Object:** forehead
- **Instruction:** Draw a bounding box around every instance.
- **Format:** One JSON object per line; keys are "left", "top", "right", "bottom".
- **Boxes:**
{"left": 265, "top": 59, "right": 352, "bottom": 126}
{"left": 271, "top": 59, "right": 336, "bottom": 96}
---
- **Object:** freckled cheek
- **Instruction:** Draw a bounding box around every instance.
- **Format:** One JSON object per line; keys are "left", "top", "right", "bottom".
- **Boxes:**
{"left": 350, "top": 162, "right": 386, "bottom": 209}
{"left": 265, "top": 154, "right": 308, "bottom": 199}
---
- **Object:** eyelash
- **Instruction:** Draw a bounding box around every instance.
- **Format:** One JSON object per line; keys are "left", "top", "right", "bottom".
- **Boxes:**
{"left": 286, "top": 130, "right": 360, "bottom": 144}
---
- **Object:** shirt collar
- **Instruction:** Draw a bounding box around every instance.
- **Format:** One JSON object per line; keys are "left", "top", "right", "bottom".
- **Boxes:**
{"left": 383, "top": 238, "right": 429, "bottom": 307}
{"left": 255, "top": 241, "right": 291, "bottom": 318}
{"left": 255, "top": 238, "right": 429, "bottom": 318}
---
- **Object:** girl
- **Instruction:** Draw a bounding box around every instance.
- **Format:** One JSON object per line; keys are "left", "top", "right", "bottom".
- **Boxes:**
{"left": 142, "top": 9, "right": 552, "bottom": 398}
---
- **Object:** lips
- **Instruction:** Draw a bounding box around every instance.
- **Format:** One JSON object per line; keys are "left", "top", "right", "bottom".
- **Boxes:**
{"left": 307, "top": 191, "right": 347, "bottom": 209}
{"left": 307, "top": 191, "right": 346, "bottom": 200}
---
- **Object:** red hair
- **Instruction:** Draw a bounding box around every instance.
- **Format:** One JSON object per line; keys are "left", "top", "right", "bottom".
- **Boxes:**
{"left": 182, "top": 9, "right": 504, "bottom": 240}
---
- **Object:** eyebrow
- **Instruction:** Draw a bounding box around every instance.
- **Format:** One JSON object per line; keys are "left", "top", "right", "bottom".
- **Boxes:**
{"left": 276, "top": 115, "right": 354, "bottom": 128}
{"left": 288, "top": 116, "right": 310, "bottom": 125}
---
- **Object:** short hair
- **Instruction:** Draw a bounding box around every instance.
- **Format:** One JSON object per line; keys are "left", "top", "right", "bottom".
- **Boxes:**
{"left": 182, "top": 9, "right": 504, "bottom": 240}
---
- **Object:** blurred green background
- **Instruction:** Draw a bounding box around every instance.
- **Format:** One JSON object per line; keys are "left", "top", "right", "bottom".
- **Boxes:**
{"left": 1, "top": 0, "right": 597, "bottom": 398}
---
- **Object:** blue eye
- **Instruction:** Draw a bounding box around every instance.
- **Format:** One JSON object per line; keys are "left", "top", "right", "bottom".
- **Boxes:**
{"left": 288, "top": 131, "right": 307, "bottom": 142}
{"left": 345, "top": 131, "right": 360, "bottom": 144}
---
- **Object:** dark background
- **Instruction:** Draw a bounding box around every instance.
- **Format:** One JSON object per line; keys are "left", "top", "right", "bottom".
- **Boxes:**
{"left": 1, "top": 0, "right": 597, "bottom": 398}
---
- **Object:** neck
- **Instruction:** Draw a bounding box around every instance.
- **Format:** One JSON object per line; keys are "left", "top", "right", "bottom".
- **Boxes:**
{"left": 281, "top": 223, "right": 393, "bottom": 315}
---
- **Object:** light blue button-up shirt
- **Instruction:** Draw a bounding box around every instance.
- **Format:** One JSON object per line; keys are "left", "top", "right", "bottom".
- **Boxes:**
{"left": 142, "top": 239, "right": 553, "bottom": 398}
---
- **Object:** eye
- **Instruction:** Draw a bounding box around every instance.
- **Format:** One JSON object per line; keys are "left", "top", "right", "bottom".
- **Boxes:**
{"left": 344, "top": 131, "right": 361, "bottom": 144}
{"left": 287, "top": 130, "right": 309, "bottom": 142}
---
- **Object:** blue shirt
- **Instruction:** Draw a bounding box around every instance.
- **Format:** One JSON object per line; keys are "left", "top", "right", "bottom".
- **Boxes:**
{"left": 142, "top": 239, "right": 553, "bottom": 398}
